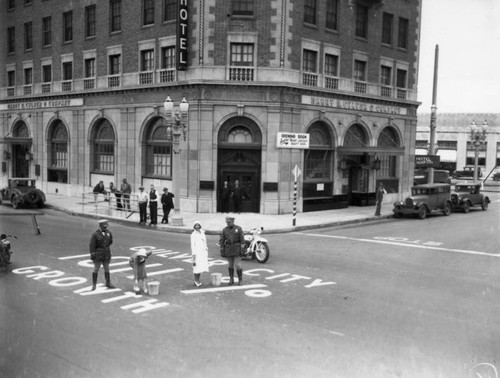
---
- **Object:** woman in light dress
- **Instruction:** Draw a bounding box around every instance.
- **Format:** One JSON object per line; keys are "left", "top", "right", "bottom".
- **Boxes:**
{"left": 190, "top": 221, "right": 209, "bottom": 287}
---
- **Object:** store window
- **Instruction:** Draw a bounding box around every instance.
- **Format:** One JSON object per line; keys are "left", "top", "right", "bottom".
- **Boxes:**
{"left": 48, "top": 121, "right": 68, "bottom": 183}
{"left": 304, "top": 122, "right": 333, "bottom": 192}
{"left": 92, "top": 119, "right": 115, "bottom": 173}
{"left": 145, "top": 117, "right": 172, "bottom": 178}
{"left": 376, "top": 127, "right": 400, "bottom": 193}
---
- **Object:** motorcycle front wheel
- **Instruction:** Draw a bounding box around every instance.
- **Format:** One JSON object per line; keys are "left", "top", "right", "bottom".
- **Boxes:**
{"left": 254, "top": 242, "right": 270, "bottom": 263}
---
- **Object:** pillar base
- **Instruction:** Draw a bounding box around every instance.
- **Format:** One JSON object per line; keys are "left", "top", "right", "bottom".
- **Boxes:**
{"left": 170, "top": 210, "right": 184, "bottom": 226}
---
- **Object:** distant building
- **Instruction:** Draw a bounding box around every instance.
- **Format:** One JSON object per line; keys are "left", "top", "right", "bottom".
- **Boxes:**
{"left": 416, "top": 113, "right": 500, "bottom": 178}
{"left": 1, "top": 0, "right": 422, "bottom": 214}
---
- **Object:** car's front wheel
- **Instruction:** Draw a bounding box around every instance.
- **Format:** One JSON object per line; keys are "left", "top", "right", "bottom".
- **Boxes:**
{"left": 462, "top": 202, "right": 470, "bottom": 213}
{"left": 11, "top": 195, "right": 20, "bottom": 209}
{"left": 443, "top": 202, "right": 451, "bottom": 216}
{"left": 481, "top": 200, "right": 489, "bottom": 211}
{"left": 417, "top": 205, "right": 427, "bottom": 219}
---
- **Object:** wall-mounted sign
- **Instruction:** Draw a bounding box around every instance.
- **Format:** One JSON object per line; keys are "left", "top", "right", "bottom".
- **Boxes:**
{"left": 0, "top": 98, "right": 84, "bottom": 111}
{"left": 415, "top": 155, "right": 440, "bottom": 168}
{"left": 177, "top": 0, "right": 188, "bottom": 71}
{"left": 277, "top": 132, "right": 310, "bottom": 149}
{"left": 302, "top": 95, "right": 407, "bottom": 116}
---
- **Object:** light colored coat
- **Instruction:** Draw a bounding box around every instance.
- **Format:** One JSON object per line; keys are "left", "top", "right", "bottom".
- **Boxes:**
{"left": 191, "top": 229, "right": 209, "bottom": 274}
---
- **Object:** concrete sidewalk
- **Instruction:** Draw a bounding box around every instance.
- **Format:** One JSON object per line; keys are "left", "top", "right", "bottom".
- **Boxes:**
{"left": 43, "top": 193, "right": 393, "bottom": 234}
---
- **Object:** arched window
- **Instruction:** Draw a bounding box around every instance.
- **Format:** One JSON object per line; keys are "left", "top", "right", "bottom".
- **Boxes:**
{"left": 145, "top": 117, "right": 172, "bottom": 178}
{"left": 378, "top": 126, "right": 400, "bottom": 147}
{"left": 227, "top": 126, "right": 253, "bottom": 143}
{"left": 48, "top": 120, "right": 68, "bottom": 183}
{"left": 92, "top": 119, "right": 115, "bottom": 173}
{"left": 13, "top": 121, "right": 30, "bottom": 137}
{"left": 344, "top": 124, "right": 368, "bottom": 147}
{"left": 376, "top": 126, "right": 400, "bottom": 187}
{"left": 304, "top": 122, "right": 333, "bottom": 181}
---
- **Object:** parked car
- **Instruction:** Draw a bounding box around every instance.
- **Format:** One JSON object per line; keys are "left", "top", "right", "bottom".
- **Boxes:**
{"left": 452, "top": 168, "right": 482, "bottom": 180}
{"left": 451, "top": 183, "right": 490, "bottom": 213}
{"left": 0, "top": 178, "right": 46, "bottom": 209}
{"left": 393, "top": 183, "right": 452, "bottom": 219}
{"left": 413, "top": 169, "right": 451, "bottom": 185}
{"left": 491, "top": 172, "right": 500, "bottom": 181}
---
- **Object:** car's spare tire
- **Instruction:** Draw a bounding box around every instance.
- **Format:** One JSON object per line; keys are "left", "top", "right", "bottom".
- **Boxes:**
{"left": 25, "top": 190, "right": 41, "bottom": 205}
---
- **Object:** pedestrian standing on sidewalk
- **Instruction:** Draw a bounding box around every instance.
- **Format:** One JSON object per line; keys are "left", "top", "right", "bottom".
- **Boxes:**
{"left": 89, "top": 219, "right": 115, "bottom": 290}
{"left": 219, "top": 216, "right": 245, "bottom": 286}
{"left": 109, "top": 182, "right": 122, "bottom": 210}
{"left": 137, "top": 186, "right": 148, "bottom": 224}
{"left": 120, "top": 178, "right": 132, "bottom": 211}
{"left": 129, "top": 248, "right": 153, "bottom": 295}
{"left": 191, "top": 221, "right": 209, "bottom": 287}
{"left": 375, "top": 183, "right": 386, "bottom": 216}
{"left": 149, "top": 184, "right": 158, "bottom": 226}
{"left": 161, "top": 187, "right": 175, "bottom": 224}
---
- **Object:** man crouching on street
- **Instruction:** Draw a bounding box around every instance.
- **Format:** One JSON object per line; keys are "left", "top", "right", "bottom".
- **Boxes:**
{"left": 219, "top": 216, "right": 245, "bottom": 285}
{"left": 89, "top": 219, "right": 116, "bottom": 290}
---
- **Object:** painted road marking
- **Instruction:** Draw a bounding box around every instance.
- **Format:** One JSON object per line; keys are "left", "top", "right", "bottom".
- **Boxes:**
{"left": 298, "top": 232, "right": 500, "bottom": 258}
{"left": 126, "top": 267, "right": 184, "bottom": 279}
{"left": 59, "top": 254, "right": 88, "bottom": 260}
{"left": 181, "top": 284, "right": 267, "bottom": 294}
{"left": 110, "top": 263, "right": 163, "bottom": 274}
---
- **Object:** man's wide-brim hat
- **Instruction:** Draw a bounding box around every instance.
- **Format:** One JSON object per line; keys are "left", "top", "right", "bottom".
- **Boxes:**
{"left": 225, "top": 216, "right": 235, "bottom": 221}
{"left": 163, "top": 187, "right": 168, "bottom": 191}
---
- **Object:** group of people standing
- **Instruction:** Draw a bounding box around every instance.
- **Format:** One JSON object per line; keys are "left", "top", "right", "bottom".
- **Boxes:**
{"left": 137, "top": 185, "right": 175, "bottom": 226}
{"left": 220, "top": 179, "right": 246, "bottom": 213}
{"left": 93, "top": 178, "right": 132, "bottom": 211}
{"left": 88, "top": 215, "right": 247, "bottom": 293}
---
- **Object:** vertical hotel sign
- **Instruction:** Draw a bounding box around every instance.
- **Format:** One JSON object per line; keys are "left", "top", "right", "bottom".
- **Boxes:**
{"left": 177, "top": 0, "right": 188, "bottom": 71}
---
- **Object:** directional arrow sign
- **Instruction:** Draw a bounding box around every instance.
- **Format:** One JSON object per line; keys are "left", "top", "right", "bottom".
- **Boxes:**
{"left": 292, "top": 165, "right": 301, "bottom": 181}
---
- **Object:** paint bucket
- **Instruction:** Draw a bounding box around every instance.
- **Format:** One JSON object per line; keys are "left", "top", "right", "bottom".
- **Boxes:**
{"left": 147, "top": 281, "right": 160, "bottom": 296}
{"left": 211, "top": 273, "right": 222, "bottom": 287}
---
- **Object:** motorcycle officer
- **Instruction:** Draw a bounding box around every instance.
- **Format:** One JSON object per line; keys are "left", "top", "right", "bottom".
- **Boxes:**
{"left": 219, "top": 216, "right": 245, "bottom": 285}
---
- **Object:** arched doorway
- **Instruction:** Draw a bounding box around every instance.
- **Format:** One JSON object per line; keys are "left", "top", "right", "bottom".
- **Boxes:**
{"left": 217, "top": 117, "right": 262, "bottom": 213}
{"left": 11, "top": 121, "right": 32, "bottom": 178}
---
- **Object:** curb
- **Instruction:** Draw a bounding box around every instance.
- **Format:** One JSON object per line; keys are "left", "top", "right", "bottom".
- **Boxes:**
{"left": 44, "top": 203, "right": 394, "bottom": 235}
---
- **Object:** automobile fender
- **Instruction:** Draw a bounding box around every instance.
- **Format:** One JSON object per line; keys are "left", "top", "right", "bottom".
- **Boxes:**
{"left": 485, "top": 196, "right": 490, "bottom": 204}
{"left": 393, "top": 201, "right": 404, "bottom": 207}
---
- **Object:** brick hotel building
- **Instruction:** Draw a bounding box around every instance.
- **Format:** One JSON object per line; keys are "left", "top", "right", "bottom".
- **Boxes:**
{"left": 0, "top": 0, "right": 422, "bottom": 214}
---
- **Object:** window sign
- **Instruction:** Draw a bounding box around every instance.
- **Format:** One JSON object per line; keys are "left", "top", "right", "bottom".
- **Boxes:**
{"left": 277, "top": 132, "right": 310, "bottom": 149}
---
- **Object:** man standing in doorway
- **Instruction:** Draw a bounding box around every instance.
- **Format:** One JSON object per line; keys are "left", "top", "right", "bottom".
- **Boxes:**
{"left": 161, "top": 187, "right": 175, "bottom": 224}
{"left": 149, "top": 184, "right": 158, "bottom": 226}
{"left": 232, "top": 180, "right": 244, "bottom": 214}
{"left": 221, "top": 180, "right": 231, "bottom": 213}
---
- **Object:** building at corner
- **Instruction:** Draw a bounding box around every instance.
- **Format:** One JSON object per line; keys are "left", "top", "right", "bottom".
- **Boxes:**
{"left": 0, "top": 0, "right": 422, "bottom": 214}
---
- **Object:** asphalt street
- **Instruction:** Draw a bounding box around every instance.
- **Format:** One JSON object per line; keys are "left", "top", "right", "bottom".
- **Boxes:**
{"left": 1, "top": 197, "right": 499, "bottom": 378}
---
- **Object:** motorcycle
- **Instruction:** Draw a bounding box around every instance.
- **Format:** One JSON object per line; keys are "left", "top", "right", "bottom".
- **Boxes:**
{"left": 0, "top": 233, "right": 16, "bottom": 269}
{"left": 242, "top": 227, "right": 270, "bottom": 263}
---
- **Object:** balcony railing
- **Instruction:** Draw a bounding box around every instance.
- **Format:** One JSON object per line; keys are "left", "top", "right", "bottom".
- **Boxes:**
{"left": 139, "top": 71, "right": 154, "bottom": 85}
{"left": 229, "top": 67, "right": 254, "bottom": 81}
{"left": 83, "top": 78, "right": 95, "bottom": 90}
{"left": 62, "top": 80, "right": 73, "bottom": 92}
{"left": 108, "top": 75, "right": 120, "bottom": 88}
{"left": 158, "top": 68, "right": 176, "bottom": 83}
{"left": 0, "top": 67, "right": 417, "bottom": 102}
{"left": 41, "top": 83, "right": 51, "bottom": 93}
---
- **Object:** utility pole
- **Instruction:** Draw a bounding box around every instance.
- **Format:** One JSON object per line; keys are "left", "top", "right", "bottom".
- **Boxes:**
{"left": 428, "top": 45, "right": 439, "bottom": 184}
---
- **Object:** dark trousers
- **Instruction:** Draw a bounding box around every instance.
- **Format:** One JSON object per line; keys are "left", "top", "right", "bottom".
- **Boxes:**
{"left": 150, "top": 202, "right": 157, "bottom": 224}
{"left": 139, "top": 202, "right": 147, "bottom": 223}
{"left": 234, "top": 198, "right": 242, "bottom": 213}
{"left": 114, "top": 193, "right": 122, "bottom": 209}
{"left": 162, "top": 206, "right": 172, "bottom": 224}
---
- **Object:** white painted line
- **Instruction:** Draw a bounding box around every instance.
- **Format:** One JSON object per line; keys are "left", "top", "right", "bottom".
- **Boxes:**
{"left": 111, "top": 263, "right": 163, "bottom": 274}
{"left": 181, "top": 283, "right": 267, "bottom": 294}
{"left": 328, "top": 330, "right": 345, "bottom": 337}
{"left": 298, "top": 232, "right": 500, "bottom": 258}
{"left": 59, "top": 254, "right": 89, "bottom": 260}
{"left": 126, "top": 267, "right": 184, "bottom": 279}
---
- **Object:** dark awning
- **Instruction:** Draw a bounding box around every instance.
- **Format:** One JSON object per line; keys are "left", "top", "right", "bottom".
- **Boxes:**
{"left": 336, "top": 146, "right": 405, "bottom": 155}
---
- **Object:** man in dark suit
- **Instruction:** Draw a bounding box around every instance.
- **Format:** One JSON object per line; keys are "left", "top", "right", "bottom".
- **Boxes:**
{"left": 161, "top": 187, "right": 175, "bottom": 224}
{"left": 149, "top": 184, "right": 158, "bottom": 226}
{"left": 232, "top": 180, "right": 244, "bottom": 213}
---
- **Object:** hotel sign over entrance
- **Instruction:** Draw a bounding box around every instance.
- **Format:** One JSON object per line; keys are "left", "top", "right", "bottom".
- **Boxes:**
{"left": 277, "top": 132, "right": 310, "bottom": 149}
{"left": 302, "top": 95, "right": 407, "bottom": 116}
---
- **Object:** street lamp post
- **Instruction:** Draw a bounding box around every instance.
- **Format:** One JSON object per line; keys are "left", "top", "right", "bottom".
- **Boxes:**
{"left": 163, "top": 96, "right": 189, "bottom": 226}
{"left": 469, "top": 120, "right": 488, "bottom": 183}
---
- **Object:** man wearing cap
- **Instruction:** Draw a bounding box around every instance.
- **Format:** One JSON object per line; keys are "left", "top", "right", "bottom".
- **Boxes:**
{"left": 137, "top": 186, "right": 148, "bottom": 224}
{"left": 160, "top": 187, "right": 175, "bottom": 224}
{"left": 149, "top": 184, "right": 158, "bottom": 226}
{"left": 219, "top": 216, "right": 245, "bottom": 285}
{"left": 89, "top": 219, "right": 115, "bottom": 290}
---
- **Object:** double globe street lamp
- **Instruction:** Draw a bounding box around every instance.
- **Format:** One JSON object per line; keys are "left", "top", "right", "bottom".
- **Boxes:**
{"left": 163, "top": 96, "right": 189, "bottom": 226}
{"left": 469, "top": 120, "right": 488, "bottom": 183}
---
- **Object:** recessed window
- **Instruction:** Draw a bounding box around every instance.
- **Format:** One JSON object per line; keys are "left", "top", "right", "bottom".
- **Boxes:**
{"left": 380, "top": 65, "right": 391, "bottom": 86}
{"left": 42, "top": 65, "right": 52, "bottom": 82}
{"left": 86, "top": 5, "right": 96, "bottom": 38}
{"left": 63, "top": 11, "right": 73, "bottom": 42}
{"left": 355, "top": 4, "right": 368, "bottom": 39}
{"left": 109, "top": 54, "right": 121, "bottom": 75}
{"left": 303, "top": 49, "right": 317, "bottom": 73}
{"left": 304, "top": 0, "right": 317, "bottom": 25}
{"left": 62, "top": 62, "right": 73, "bottom": 81}
{"left": 48, "top": 121, "right": 69, "bottom": 183}
{"left": 398, "top": 17, "right": 409, "bottom": 49}
{"left": 7, "top": 27, "right": 15, "bottom": 54}
{"left": 145, "top": 118, "right": 172, "bottom": 178}
{"left": 382, "top": 12, "right": 393, "bottom": 45}
{"left": 7, "top": 71, "right": 16, "bottom": 87}
{"left": 42, "top": 17, "right": 52, "bottom": 46}
{"left": 324, "top": 54, "right": 338, "bottom": 76}
{"left": 232, "top": 0, "right": 253, "bottom": 16}
{"left": 163, "top": 0, "right": 176, "bottom": 22}
{"left": 230, "top": 43, "right": 254, "bottom": 66}
{"left": 24, "top": 22, "right": 32, "bottom": 50}
{"left": 161, "top": 46, "right": 176, "bottom": 69}
{"left": 85, "top": 58, "right": 96, "bottom": 78}
{"left": 7, "top": 0, "right": 15, "bottom": 11}
{"left": 92, "top": 119, "right": 115, "bottom": 173}
{"left": 141, "top": 49, "right": 154, "bottom": 71}
{"left": 143, "top": 0, "right": 155, "bottom": 26}
{"left": 354, "top": 60, "right": 366, "bottom": 81}
{"left": 110, "top": 0, "right": 122, "bottom": 32}
{"left": 325, "top": 0, "right": 338, "bottom": 30}
{"left": 24, "top": 67, "right": 32, "bottom": 85}
{"left": 396, "top": 68, "right": 407, "bottom": 88}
